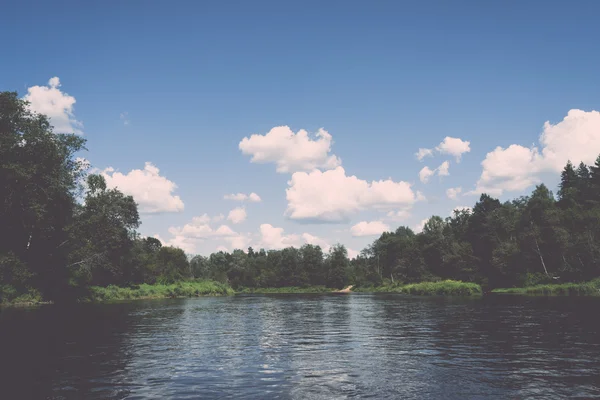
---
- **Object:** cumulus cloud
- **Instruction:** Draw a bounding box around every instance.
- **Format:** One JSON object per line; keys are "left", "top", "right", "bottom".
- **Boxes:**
{"left": 227, "top": 207, "right": 247, "bottom": 224}
{"left": 239, "top": 126, "right": 341, "bottom": 173}
{"left": 419, "top": 161, "right": 450, "bottom": 183}
{"left": 347, "top": 248, "right": 360, "bottom": 259}
{"left": 257, "top": 224, "right": 336, "bottom": 252}
{"left": 258, "top": 224, "right": 303, "bottom": 249}
{"left": 224, "top": 233, "right": 253, "bottom": 251}
{"left": 446, "top": 187, "right": 462, "bottom": 200}
{"left": 301, "top": 233, "right": 332, "bottom": 252}
{"left": 415, "top": 148, "right": 434, "bottom": 161}
{"left": 472, "top": 109, "right": 600, "bottom": 196}
{"left": 101, "top": 162, "right": 184, "bottom": 214}
{"left": 24, "top": 77, "right": 83, "bottom": 134}
{"left": 350, "top": 220, "right": 390, "bottom": 237}
{"left": 437, "top": 161, "right": 450, "bottom": 176}
{"left": 419, "top": 166, "right": 435, "bottom": 183}
{"left": 158, "top": 214, "right": 239, "bottom": 253}
{"left": 224, "top": 192, "right": 262, "bottom": 202}
{"left": 413, "top": 218, "right": 429, "bottom": 233}
{"left": 286, "top": 166, "right": 418, "bottom": 222}
{"left": 415, "top": 137, "right": 470, "bottom": 163}
{"left": 153, "top": 233, "right": 198, "bottom": 254}
{"left": 435, "top": 137, "right": 471, "bottom": 161}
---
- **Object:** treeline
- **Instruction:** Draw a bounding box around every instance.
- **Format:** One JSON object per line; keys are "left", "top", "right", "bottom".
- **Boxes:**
{"left": 2, "top": 89, "right": 600, "bottom": 303}
{"left": 185, "top": 165, "right": 600, "bottom": 291}
{"left": 1, "top": 92, "right": 191, "bottom": 303}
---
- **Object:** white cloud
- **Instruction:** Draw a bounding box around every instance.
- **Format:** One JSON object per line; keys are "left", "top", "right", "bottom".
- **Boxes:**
{"left": 347, "top": 248, "right": 360, "bottom": 259}
{"left": 239, "top": 126, "right": 341, "bottom": 173}
{"left": 415, "top": 148, "right": 434, "bottom": 161}
{"left": 101, "top": 162, "right": 184, "bottom": 214}
{"left": 216, "top": 245, "right": 229, "bottom": 253}
{"left": 435, "top": 137, "right": 471, "bottom": 161}
{"left": 159, "top": 212, "right": 252, "bottom": 253}
{"left": 416, "top": 191, "right": 427, "bottom": 201}
{"left": 224, "top": 192, "right": 262, "bottom": 202}
{"left": 415, "top": 137, "right": 470, "bottom": 163}
{"left": 120, "top": 112, "right": 130, "bottom": 126}
{"left": 224, "top": 233, "right": 253, "bottom": 251}
{"left": 258, "top": 224, "right": 303, "bottom": 250}
{"left": 437, "top": 161, "right": 450, "bottom": 177}
{"left": 286, "top": 166, "right": 418, "bottom": 222}
{"left": 350, "top": 220, "right": 390, "bottom": 237}
{"left": 257, "top": 224, "right": 334, "bottom": 252}
{"left": 302, "top": 233, "right": 331, "bottom": 252}
{"left": 168, "top": 217, "right": 236, "bottom": 239}
{"left": 248, "top": 193, "right": 261, "bottom": 202}
{"left": 227, "top": 207, "right": 247, "bottom": 224}
{"left": 414, "top": 218, "right": 429, "bottom": 234}
{"left": 387, "top": 209, "right": 411, "bottom": 221}
{"left": 419, "top": 166, "right": 435, "bottom": 183}
{"left": 446, "top": 186, "right": 462, "bottom": 200}
{"left": 24, "top": 77, "right": 83, "bottom": 134}
{"left": 153, "top": 233, "right": 198, "bottom": 254}
{"left": 473, "top": 109, "right": 600, "bottom": 196}
{"left": 419, "top": 161, "right": 449, "bottom": 184}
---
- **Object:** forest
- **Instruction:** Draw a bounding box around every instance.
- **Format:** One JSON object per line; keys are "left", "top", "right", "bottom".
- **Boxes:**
{"left": 2, "top": 90, "right": 600, "bottom": 304}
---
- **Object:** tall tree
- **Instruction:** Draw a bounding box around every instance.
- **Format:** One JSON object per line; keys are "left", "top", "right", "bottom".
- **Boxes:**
{"left": 0, "top": 91, "right": 86, "bottom": 301}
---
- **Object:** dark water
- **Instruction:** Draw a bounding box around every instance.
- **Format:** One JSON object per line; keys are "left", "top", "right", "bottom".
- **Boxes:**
{"left": 1, "top": 294, "right": 600, "bottom": 399}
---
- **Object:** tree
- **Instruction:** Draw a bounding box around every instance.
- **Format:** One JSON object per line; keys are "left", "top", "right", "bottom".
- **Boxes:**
{"left": 326, "top": 244, "right": 348, "bottom": 289}
{"left": 300, "top": 244, "right": 325, "bottom": 286}
{"left": 0, "top": 91, "right": 86, "bottom": 301}
{"left": 155, "top": 246, "right": 191, "bottom": 283}
{"left": 68, "top": 174, "right": 140, "bottom": 287}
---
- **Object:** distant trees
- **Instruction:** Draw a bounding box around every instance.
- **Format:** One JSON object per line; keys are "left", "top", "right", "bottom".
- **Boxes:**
{"left": 2, "top": 88, "right": 600, "bottom": 302}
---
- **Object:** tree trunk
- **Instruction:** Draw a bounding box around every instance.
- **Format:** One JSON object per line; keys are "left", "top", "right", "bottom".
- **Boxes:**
{"left": 534, "top": 236, "right": 549, "bottom": 276}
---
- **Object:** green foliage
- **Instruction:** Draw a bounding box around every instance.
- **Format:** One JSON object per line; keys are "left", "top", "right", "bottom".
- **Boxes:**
{"left": 3, "top": 87, "right": 600, "bottom": 302}
{"left": 355, "top": 280, "right": 481, "bottom": 296}
{"left": 87, "top": 280, "right": 234, "bottom": 302}
{"left": 492, "top": 279, "right": 600, "bottom": 296}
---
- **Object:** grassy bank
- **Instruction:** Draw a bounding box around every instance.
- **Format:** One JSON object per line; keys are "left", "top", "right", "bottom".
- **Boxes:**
{"left": 493, "top": 279, "right": 600, "bottom": 296}
{"left": 88, "top": 280, "right": 234, "bottom": 302}
{"left": 236, "top": 286, "right": 333, "bottom": 294}
{"left": 355, "top": 280, "right": 482, "bottom": 296}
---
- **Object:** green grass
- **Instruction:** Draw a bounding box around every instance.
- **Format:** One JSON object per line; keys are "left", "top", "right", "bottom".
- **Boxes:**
{"left": 236, "top": 286, "right": 334, "bottom": 294}
{"left": 355, "top": 280, "right": 482, "bottom": 296}
{"left": 88, "top": 280, "right": 234, "bottom": 302}
{"left": 493, "top": 278, "right": 600, "bottom": 296}
{"left": 0, "top": 287, "right": 46, "bottom": 306}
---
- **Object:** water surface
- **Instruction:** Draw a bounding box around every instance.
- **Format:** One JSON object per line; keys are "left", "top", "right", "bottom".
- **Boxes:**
{"left": 1, "top": 294, "right": 599, "bottom": 399}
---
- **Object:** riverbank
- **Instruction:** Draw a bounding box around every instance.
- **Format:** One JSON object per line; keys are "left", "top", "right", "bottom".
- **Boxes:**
{"left": 492, "top": 279, "right": 600, "bottom": 296}
{"left": 354, "top": 280, "right": 483, "bottom": 296}
{"left": 236, "top": 286, "right": 334, "bottom": 294}
{"left": 87, "top": 280, "right": 234, "bottom": 302}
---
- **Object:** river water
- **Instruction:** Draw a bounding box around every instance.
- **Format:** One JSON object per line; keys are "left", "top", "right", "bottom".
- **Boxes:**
{"left": 1, "top": 293, "right": 599, "bottom": 399}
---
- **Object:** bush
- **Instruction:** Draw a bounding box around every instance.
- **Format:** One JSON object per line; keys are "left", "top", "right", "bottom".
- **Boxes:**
{"left": 87, "top": 280, "right": 234, "bottom": 302}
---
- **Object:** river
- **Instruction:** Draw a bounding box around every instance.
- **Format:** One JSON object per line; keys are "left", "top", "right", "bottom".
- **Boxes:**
{"left": 1, "top": 293, "right": 599, "bottom": 399}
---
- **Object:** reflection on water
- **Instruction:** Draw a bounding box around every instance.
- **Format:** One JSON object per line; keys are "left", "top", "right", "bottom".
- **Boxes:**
{"left": 1, "top": 294, "right": 600, "bottom": 399}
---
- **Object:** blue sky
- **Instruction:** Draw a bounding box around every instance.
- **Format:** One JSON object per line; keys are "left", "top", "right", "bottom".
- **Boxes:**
{"left": 3, "top": 0, "right": 600, "bottom": 256}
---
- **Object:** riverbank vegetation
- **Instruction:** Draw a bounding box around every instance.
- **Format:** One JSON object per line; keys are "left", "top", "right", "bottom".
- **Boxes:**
{"left": 87, "top": 280, "right": 234, "bottom": 302}
{"left": 356, "top": 281, "right": 482, "bottom": 296}
{"left": 492, "top": 279, "right": 600, "bottom": 296}
{"left": 2, "top": 90, "right": 600, "bottom": 305}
